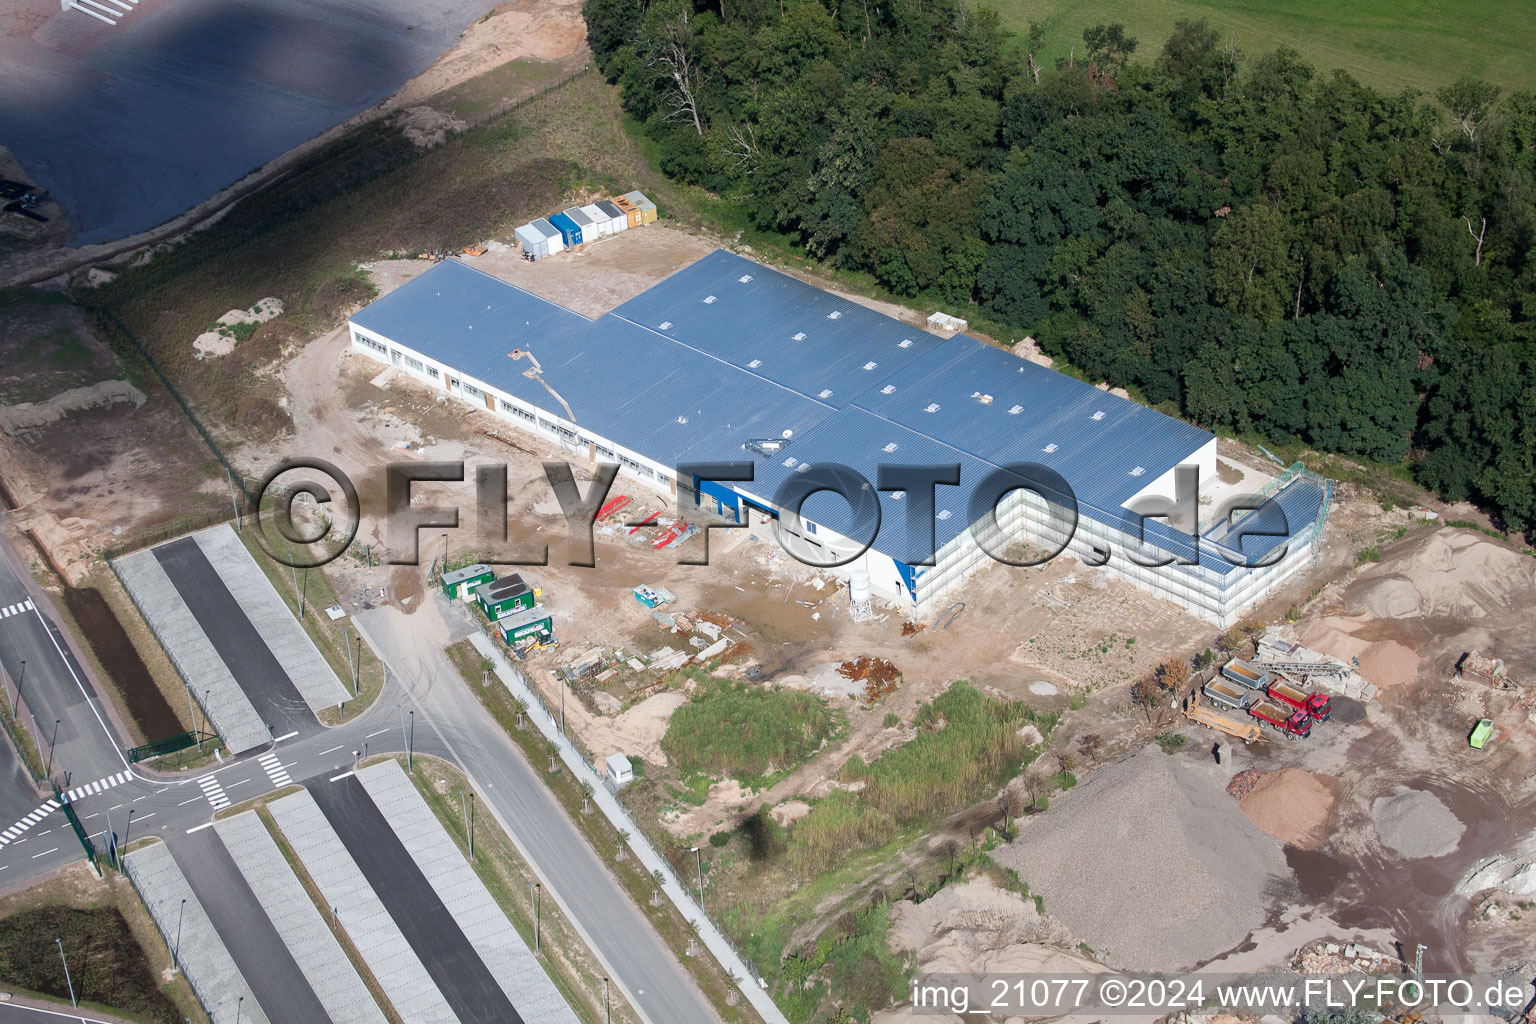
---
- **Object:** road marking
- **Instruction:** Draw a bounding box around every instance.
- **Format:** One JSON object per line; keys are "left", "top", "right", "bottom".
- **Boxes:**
{"left": 319, "top": 745, "right": 343, "bottom": 755}
{"left": 197, "top": 775, "right": 230, "bottom": 811}
{"left": 135, "top": 813, "right": 155, "bottom": 822}
{"left": 177, "top": 797, "right": 202, "bottom": 806}
{"left": 63, "top": 769, "right": 135, "bottom": 803}
{"left": 0, "top": 798, "right": 61, "bottom": 847}
{"left": 366, "top": 728, "right": 389, "bottom": 738}
{"left": 186, "top": 822, "right": 215, "bottom": 834}
{"left": 0, "top": 601, "right": 30, "bottom": 617}
{"left": 329, "top": 771, "right": 355, "bottom": 782}
{"left": 258, "top": 752, "right": 294, "bottom": 788}
{"left": 273, "top": 730, "right": 298, "bottom": 742}
{"left": 31, "top": 848, "right": 58, "bottom": 858}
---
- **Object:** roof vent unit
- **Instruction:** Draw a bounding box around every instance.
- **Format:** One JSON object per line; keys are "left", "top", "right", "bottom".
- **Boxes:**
{"left": 898, "top": 339, "right": 913, "bottom": 348}
{"left": 739, "top": 274, "right": 753, "bottom": 283}
{"left": 924, "top": 403, "right": 941, "bottom": 413}
{"left": 658, "top": 321, "right": 672, "bottom": 330}
{"left": 889, "top": 490, "right": 905, "bottom": 500}
{"left": 882, "top": 442, "right": 899, "bottom": 453}
{"left": 703, "top": 295, "right": 717, "bottom": 304}
{"left": 971, "top": 392, "right": 994, "bottom": 405}
{"left": 827, "top": 311, "right": 842, "bottom": 319}
{"left": 1008, "top": 404, "right": 1024, "bottom": 415}
{"left": 783, "top": 457, "right": 799, "bottom": 468}
{"left": 795, "top": 463, "right": 812, "bottom": 473}
{"left": 936, "top": 509, "right": 953, "bottom": 521}
{"left": 1091, "top": 410, "right": 1106, "bottom": 421}
{"left": 880, "top": 385, "right": 897, "bottom": 395}
{"left": 676, "top": 416, "right": 688, "bottom": 424}
{"left": 792, "top": 332, "right": 806, "bottom": 341}
{"left": 1130, "top": 466, "right": 1146, "bottom": 477}
{"left": 818, "top": 389, "right": 834, "bottom": 399}
{"left": 863, "top": 361, "right": 878, "bottom": 371}
{"left": 1042, "top": 443, "right": 1058, "bottom": 453}
{"left": 748, "top": 359, "right": 762, "bottom": 368}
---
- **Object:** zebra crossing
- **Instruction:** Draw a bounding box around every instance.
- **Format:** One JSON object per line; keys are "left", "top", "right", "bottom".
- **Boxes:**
{"left": 198, "top": 774, "right": 230, "bottom": 811}
{"left": 63, "top": 0, "right": 140, "bottom": 27}
{"left": 62, "top": 769, "right": 135, "bottom": 803}
{"left": 0, "top": 798, "right": 60, "bottom": 848}
{"left": 258, "top": 752, "right": 293, "bottom": 788}
{"left": 0, "top": 598, "right": 34, "bottom": 618}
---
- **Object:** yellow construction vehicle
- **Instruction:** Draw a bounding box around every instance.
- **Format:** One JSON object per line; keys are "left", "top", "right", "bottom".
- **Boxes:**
{"left": 1183, "top": 700, "right": 1267, "bottom": 743}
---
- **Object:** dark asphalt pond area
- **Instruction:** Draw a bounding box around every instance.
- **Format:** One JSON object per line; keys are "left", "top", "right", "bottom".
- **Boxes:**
{"left": 0, "top": 0, "right": 501, "bottom": 245}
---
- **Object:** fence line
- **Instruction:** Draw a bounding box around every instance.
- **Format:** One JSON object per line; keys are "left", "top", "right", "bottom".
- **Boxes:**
{"left": 467, "top": 632, "right": 787, "bottom": 1024}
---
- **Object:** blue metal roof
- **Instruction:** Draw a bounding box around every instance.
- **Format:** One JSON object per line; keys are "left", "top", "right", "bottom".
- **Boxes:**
{"left": 853, "top": 336, "right": 1215, "bottom": 517}
{"left": 344, "top": 253, "right": 1333, "bottom": 576}
{"left": 611, "top": 250, "right": 944, "bottom": 408}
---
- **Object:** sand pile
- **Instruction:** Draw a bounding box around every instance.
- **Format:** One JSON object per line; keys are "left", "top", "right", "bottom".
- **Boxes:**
{"left": 888, "top": 877, "right": 1087, "bottom": 976}
{"left": 0, "top": 379, "right": 146, "bottom": 433}
{"left": 1372, "top": 788, "right": 1464, "bottom": 858}
{"left": 995, "top": 747, "right": 1290, "bottom": 970}
{"left": 1296, "top": 614, "right": 1420, "bottom": 687}
{"left": 192, "top": 298, "right": 283, "bottom": 357}
{"left": 1356, "top": 640, "right": 1420, "bottom": 688}
{"left": 1237, "top": 769, "right": 1335, "bottom": 850}
{"left": 1346, "top": 530, "right": 1536, "bottom": 620}
{"left": 393, "top": 106, "right": 467, "bottom": 149}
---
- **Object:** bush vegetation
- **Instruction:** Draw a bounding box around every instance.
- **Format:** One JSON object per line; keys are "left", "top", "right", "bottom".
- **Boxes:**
{"left": 0, "top": 906, "right": 181, "bottom": 1023}
{"left": 788, "top": 682, "right": 1054, "bottom": 874}
{"left": 661, "top": 678, "right": 843, "bottom": 784}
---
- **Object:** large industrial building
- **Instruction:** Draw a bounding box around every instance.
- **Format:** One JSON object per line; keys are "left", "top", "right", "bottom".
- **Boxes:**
{"left": 348, "top": 250, "right": 1330, "bottom": 626}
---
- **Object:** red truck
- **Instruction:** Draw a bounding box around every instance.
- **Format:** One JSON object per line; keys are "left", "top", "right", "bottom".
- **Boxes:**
{"left": 1249, "top": 699, "right": 1312, "bottom": 738}
{"left": 1267, "top": 679, "right": 1331, "bottom": 722}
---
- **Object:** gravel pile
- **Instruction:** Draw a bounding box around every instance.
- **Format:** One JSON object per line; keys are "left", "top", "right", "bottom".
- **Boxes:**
{"left": 1372, "top": 788, "right": 1465, "bottom": 858}
{"left": 995, "top": 747, "right": 1290, "bottom": 971}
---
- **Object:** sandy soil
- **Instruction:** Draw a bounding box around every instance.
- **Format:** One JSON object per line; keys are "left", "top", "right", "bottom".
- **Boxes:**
{"left": 1238, "top": 768, "right": 1337, "bottom": 850}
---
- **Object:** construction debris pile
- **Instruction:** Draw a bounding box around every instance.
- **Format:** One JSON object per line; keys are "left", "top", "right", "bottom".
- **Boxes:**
{"left": 1294, "top": 941, "right": 1404, "bottom": 974}
{"left": 838, "top": 657, "right": 900, "bottom": 702}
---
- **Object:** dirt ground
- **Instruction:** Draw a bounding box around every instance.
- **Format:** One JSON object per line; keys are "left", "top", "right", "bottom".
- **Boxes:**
{"left": 0, "top": 299, "right": 224, "bottom": 582}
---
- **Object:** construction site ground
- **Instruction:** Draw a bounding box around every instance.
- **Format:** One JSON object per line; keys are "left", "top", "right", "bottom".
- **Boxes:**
{"left": 7, "top": 169, "right": 1536, "bottom": 1018}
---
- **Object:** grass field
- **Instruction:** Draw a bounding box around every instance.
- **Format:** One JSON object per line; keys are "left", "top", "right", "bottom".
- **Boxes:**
{"left": 661, "top": 677, "right": 844, "bottom": 788}
{"left": 985, "top": 0, "right": 1536, "bottom": 96}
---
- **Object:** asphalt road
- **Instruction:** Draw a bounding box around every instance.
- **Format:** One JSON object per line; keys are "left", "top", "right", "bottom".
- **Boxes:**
{"left": 0, "top": 554, "right": 127, "bottom": 785}
{"left": 153, "top": 537, "right": 320, "bottom": 742}
{"left": 0, "top": 0, "right": 503, "bottom": 244}
{"left": 309, "top": 772, "right": 524, "bottom": 1024}
{"left": 0, "top": 549, "right": 722, "bottom": 1024}
{"left": 169, "top": 827, "right": 333, "bottom": 1024}
{"left": 363, "top": 606, "right": 720, "bottom": 1024}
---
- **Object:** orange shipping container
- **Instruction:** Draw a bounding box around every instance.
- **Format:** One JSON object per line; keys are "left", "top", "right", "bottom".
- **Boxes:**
{"left": 613, "top": 196, "right": 644, "bottom": 229}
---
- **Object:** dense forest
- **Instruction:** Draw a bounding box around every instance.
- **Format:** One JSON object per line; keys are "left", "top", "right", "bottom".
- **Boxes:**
{"left": 582, "top": 0, "right": 1536, "bottom": 534}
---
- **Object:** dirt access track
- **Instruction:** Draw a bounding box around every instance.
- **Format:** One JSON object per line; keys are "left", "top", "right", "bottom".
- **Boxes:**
{"left": 0, "top": 0, "right": 587, "bottom": 286}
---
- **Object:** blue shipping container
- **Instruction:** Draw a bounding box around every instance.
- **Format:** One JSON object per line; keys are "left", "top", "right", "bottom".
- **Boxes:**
{"left": 547, "top": 211, "right": 583, "bottom": 246}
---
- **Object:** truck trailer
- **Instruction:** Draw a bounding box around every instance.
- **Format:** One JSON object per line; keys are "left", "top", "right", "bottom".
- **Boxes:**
{"left": 1268, "top": 679, "right": 1331, "bottom": 721}
{"left": 1222, "top": 658, "right": 1271, "bottom": 690}
{"left": 1203, "top": 678, "right": 1260, "bottom": 711}
{"left": 1249, "top": 699, "right": 1312, "bottom": 738}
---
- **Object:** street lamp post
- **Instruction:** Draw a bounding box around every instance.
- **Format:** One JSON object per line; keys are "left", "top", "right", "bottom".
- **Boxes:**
{"left": 47, "top": 717, "right": 60, "bottom": 777}
{"left": 236, "top": 995, "right": 244, "bottom": 1024}
{"left": 55, "top": 938, "right": 77, "bottom": 1008}
{"left": 690, "top": 846, "right": 704, "bottom": 907}
{"left": 602, "top": 976, "right": 610, "bottom": 1024}
{"left": 189, "top": 688, "right": 201, "bottom": 751}
{"left": 409, "top": 711, "right": 414, "bottom": 772}
{"left": 11, "top": 659, "right": 24, "bottom": 716}
{"left": 174, "top": 898, "right": 185, "bottom": 970}
{"left": 460, "top": 789, "right": 474, "bottom": 860}
{"left": 123, "top": 808, "right": 135, "bottom": 857}
{"left": 533, "top": 882, "right": 542, "bottom": 953}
